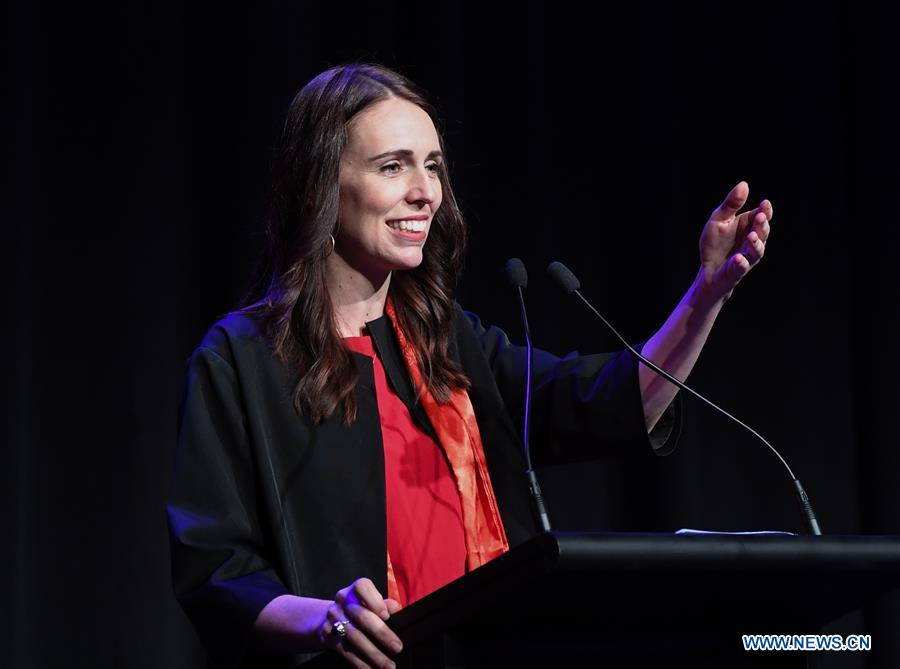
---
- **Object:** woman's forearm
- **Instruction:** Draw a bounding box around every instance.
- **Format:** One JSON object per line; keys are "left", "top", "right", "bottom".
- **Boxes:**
{"left": 639, "top": 267, "right": 726, "bottom": 431}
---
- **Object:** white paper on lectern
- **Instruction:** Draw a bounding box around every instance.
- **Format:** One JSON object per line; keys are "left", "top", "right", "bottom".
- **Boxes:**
{"left": 675, "top": 528, "right": 797, "bottom": 536}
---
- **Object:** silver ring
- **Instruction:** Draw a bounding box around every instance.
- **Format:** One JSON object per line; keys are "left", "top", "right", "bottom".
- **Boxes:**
{"left": 331, "top": 619, "right": 349, "bottom": 640}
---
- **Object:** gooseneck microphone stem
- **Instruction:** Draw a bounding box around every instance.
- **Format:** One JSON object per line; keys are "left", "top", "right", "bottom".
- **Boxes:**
{"left": 515, "top": 284, "right": 535, "bottom": 468}
{"left": 506, "top": 258, "right": 552, "bottom": 532}
{"left": 548, "top": 262, "right": 822, "bottom": 536}
{"left": 515, "top": 285, "right": 552, "bottom": 532}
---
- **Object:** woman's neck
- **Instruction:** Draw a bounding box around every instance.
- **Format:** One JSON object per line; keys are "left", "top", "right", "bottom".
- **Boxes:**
{"left": 325, "top": 252, "right": 391, "bottom": 337}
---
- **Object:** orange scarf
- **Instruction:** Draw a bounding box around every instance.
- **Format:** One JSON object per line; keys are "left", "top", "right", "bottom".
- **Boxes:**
{"left": 383, "top": 299, "right": 509, "bottom": 602}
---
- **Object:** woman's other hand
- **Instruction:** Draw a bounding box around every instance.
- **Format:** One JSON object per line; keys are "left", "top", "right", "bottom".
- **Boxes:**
{"left": 319, "top": 578, "right": 404, "bottom": 669}
{"left": 252, "top": 577, "right": 403, "bottom": 668}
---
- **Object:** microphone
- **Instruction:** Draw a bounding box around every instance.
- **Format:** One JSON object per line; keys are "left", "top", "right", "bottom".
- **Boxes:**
{"left": 504, "top": 258, "right": 552, "bottom": 532}
{"left": 546, "top": 261, "right": 823, "bottom": 536}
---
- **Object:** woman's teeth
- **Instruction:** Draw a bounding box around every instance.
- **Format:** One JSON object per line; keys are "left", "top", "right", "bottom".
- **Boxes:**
{"left": 387, "top": 219, "right": 426, "bottom": 232}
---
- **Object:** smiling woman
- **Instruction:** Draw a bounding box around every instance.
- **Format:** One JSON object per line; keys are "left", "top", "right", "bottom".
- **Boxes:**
{"left": 167, "top": 61, "right": 769, "bottom": 669}
{"left": 168, "top": 63, "right": 485, "bottom": 669}
{"left": 242, "top": 65, "right": 470, "bottom": 429}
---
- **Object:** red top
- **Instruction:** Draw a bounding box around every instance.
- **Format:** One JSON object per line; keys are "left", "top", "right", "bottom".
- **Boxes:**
{"left": 345, "top": 335, "right": 466, "bottom": 605}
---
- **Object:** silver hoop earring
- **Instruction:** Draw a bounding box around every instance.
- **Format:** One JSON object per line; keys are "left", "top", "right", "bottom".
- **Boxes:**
{"left": 321, "top": 234, "right": 336, "bottom": 259}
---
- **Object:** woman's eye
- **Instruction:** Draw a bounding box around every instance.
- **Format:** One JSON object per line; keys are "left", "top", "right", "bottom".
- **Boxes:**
{"left": 381, "top": 161, "right": 441, "bottom": 175}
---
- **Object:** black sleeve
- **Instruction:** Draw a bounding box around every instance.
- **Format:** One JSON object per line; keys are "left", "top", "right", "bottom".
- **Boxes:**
{"left": 167, "top": 346, "right": 290, "bottom": 669}
{"left": 459, "top": 307, "right": 681, "bottom": 466}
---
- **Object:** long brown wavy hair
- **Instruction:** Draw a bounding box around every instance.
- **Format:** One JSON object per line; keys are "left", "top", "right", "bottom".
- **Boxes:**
{"left": 244, "top": 63, "right": 470, "bottom": 424}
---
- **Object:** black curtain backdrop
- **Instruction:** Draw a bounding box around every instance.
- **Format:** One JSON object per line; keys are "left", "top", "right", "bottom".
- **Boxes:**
{"left": 5, "top": 1, "right": 899, "bottom": 667}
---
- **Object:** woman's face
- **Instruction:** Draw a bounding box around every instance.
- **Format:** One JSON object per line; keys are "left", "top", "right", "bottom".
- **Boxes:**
{"left": 335, "top": 96, "right": 443, "bottom": 280}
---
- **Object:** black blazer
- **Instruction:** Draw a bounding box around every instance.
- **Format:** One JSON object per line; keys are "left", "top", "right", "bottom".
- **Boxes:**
{"left": 167, "top": 304, "right": 680, "bottom": 668}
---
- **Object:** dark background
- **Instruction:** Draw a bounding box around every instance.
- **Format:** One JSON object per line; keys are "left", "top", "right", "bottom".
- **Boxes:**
{"left": 4, "top": 1, "right": 899, "bottom": 667}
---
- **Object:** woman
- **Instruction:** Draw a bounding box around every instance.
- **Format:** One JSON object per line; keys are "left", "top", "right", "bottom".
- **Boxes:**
{"left": 168, "top": 63, "right": 771, "bottom": 669}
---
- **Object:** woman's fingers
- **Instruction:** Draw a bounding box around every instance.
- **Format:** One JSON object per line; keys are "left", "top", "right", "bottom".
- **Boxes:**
{"left": 745, "top": 202, "right": 772, "bottom": 243}
{"left": 331, "top": 618, "right": 397, "bottom": 669}
{"left": 338, "top": 578, "right": 390, "bottom": 620}
{"left": 711, "top": 181, "right": 750, "bottom": 221}
{"left": 329, "top": 578, "right": 403, "bottom": 668}
{"left": 339, "top": 579, "right": 403, "bottom": 651}
{"left": 754, "top": 209, "right": 771, "bottom": 242}
{"left": 740, "top": 230, "right": 767, "bottom": 266}
{"left": 324, "top": 611, "right": 397, "bottom": 669}
{"left": 759, "top": 198, "right": 774, "bottom": 223}
{"left": 345, "top": 602, "right": 403, "bottom": 655}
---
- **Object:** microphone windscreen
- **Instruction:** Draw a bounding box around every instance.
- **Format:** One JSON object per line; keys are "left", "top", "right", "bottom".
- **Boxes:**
{"left": 504, "top": 258, "right": 528, "bottom": 289}
{"left": 547, "top": 261, "right": 580, "bottom": 294}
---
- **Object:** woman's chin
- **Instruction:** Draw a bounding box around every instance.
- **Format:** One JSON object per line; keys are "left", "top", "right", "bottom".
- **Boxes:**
{"left": 388, "top": 249, "right": 425, "bottom": 271}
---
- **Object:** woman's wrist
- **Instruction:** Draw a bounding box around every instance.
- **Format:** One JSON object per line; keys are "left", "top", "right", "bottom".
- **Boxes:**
{"left": 251, "top": 594, "right": 332, "bottom": 653}
{"left": 687, "top": 264, "right": 730, "bottom": 314}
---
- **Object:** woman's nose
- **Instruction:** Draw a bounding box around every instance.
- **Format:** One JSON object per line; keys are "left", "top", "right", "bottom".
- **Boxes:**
{"left": 406, "top": 169, "right": 437, "bottom": 204}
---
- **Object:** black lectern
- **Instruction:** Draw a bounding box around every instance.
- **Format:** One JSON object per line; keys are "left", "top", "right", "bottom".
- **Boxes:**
{"left": 302, "top": 533, "right": 900, "bottom": 668}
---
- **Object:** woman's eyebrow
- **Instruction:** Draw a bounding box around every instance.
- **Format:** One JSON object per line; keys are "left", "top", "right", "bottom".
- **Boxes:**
{"left": 367, "top": 149, "right": 443, "bottom": 162}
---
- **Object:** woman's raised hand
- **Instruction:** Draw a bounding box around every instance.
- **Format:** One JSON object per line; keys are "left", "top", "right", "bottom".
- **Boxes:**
{"left": 696, "top": 180, "right": 772, "bottom": 306}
